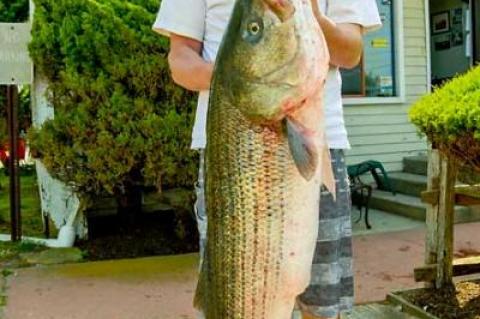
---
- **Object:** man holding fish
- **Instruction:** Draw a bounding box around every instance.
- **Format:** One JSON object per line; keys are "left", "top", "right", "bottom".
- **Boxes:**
{"left": 153, "top": 0, "right": 381, "bottom": 318}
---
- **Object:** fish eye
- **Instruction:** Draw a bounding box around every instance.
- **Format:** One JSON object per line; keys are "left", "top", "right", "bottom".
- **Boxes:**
{"left": 248, "top": 22, "right": 261, "bottom": 35}
{"left": 243, "top": 19, "right": 264, "bottom": 43}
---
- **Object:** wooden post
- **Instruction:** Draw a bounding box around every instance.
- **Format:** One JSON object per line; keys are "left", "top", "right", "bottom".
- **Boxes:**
{"left": 424, "top": 149, "right": 440, "bottom": 287}
{"left": 424, "top": 148, "right": 456, "bottom": 288}
{"left": 6, "top": 85, "right": 21, "bottom": 241}
{"left": 436, "top": 152, "right": 456, "bottom": 288}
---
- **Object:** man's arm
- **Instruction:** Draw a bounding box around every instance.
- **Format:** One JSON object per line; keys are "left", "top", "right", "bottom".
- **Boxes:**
{"left": 168, "top": 34, "right": 214, "bottom": 91}
{"left": 311, "top": 0, "right": 363, "bottom": 69}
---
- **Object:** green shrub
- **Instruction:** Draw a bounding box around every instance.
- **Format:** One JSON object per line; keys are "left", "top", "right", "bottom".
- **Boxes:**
{"left": 28, "top": 0, "right": 198, "bottom": 199}
{"left": 0, "top": 0, "right": 29, "bottom": 22}
{"left": 409, "top": 66, "right": 480, "bottom": 171}
{"left": 410, "top": 66, "right": 480, "bottom": 143}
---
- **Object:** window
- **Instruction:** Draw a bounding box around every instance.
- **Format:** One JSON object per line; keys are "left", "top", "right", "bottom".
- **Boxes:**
{"left": 341, "top": 0, "right": 397, "bottom": 98}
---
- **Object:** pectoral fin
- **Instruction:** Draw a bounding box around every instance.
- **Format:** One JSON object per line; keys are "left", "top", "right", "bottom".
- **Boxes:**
{"left": 285, "top": 117, "right": 318, "bottom": 181}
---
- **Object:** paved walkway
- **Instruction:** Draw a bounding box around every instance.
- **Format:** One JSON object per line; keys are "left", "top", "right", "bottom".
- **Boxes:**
{"left": 351, "top": 209, "right": 424, "bottom": 236}
{"left": 4, "top": 222, "right": 480, "bottom": 318}
{"left": 5, "top": 254, "right": 199, "bottom": 319}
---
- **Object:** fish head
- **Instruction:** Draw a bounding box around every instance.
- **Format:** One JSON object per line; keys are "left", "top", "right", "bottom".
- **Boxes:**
{"left": 214, "top": 0, "right": 329, "bottom": 125}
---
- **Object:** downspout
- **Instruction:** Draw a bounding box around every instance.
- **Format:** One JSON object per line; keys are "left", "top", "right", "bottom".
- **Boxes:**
{"left": 54, "top": 200, "right": 86, "bottom": 247}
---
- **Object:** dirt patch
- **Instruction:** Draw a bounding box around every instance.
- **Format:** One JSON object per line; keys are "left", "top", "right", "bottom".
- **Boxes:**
{"left": 399, "top": 245, "right": 411, "bottom": 252}
{"left": 77, "top": 210, "right": 198, "bottom": 261}
{"left": 380, "top": 272, "right": 393, "bottom": 282}
{"left": 401, "top": 281, "right": 480, "bottom": 319}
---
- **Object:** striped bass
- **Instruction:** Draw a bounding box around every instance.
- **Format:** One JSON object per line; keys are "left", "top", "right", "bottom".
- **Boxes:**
{"left": 194, "top": 0, "right": 334, "bottom": 317}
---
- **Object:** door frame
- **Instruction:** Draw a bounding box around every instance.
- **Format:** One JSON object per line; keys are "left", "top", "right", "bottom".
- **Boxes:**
{"left": 427, "top": 0, "right": 477, "bottom": 88}
{"left": 472, "top": 0, "right": 478, "bottom": 62}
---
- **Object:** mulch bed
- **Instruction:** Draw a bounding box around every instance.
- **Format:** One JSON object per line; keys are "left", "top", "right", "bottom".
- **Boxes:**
{"left": 77, "top": 210, "right": 199, "bottom": 261}
{"left": 400, "top": 281, "right": 480, "bottom": 319}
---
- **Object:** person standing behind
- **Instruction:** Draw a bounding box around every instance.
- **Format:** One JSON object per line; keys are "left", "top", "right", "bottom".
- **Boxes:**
{"left": 153, "top": 1, "right": 381, "bottom": 318}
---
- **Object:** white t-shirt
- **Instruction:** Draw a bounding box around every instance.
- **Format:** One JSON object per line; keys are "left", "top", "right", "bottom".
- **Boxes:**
{"left": 153, "top": 0, "right": 381, "bottom": 150}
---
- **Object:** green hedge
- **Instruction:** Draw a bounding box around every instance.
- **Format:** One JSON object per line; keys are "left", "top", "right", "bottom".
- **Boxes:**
{"left": 0, "top": 0, "right": 29, "bottom": 22}
{"left": 409, "top": 66, "right": 480, "bottom": 144}
{"left": 28, "top": 0, "right": 198, "bottom": 197}
{"left": 410, "top": 66, "right": 480, "bottom": 174}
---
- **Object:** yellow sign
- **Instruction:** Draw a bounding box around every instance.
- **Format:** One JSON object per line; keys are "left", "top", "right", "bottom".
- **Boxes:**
{"left": 371, "top": 38, "right": 389, "bottom": 48}
{"left": 0, "top": 23, "right": 33, "bottom": 84}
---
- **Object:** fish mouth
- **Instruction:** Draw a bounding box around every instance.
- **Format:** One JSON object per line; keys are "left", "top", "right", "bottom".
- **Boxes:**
{"left": 263, "top": 0, "right": 296, "bottom": 22}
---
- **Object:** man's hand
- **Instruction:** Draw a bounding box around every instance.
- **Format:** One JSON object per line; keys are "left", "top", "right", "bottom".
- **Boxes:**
{"left": 168, "top": 34, "right": 214, "bottom": 91}
{"left": 311, "top": 0, "right": 363, "bottom": 69}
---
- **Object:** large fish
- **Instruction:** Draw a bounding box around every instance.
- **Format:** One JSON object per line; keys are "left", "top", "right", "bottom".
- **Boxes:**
{"left": 194, "top": 0, "right": 333, "bottom": 318}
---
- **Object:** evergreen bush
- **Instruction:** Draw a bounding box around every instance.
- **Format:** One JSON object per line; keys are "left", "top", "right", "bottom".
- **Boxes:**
{"left": 28, "top": 0, "right": 198, "bottom": 203}
{"left": 0, "top": 0, "right": 29, "bottom": 23}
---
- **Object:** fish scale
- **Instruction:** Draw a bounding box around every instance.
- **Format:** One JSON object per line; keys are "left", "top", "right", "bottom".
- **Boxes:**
{"left": 198, "top": 93, "right": 299, "bottom": 318}
{"left": 194, "top": 0, "right": 332, "bottom": 317}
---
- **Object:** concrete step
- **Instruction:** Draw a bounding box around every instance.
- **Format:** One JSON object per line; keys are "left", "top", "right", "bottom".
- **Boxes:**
{"left": 369, "top": 190, "right": 480, "bottom": 223}
{"left": 386, "top": 172, "right": 474, "bottom": 197}
{"left": 388, "top": 172, "right": 427, "bottom": 197}
{"left": 403, "top": 156, "right": 428, "bottom": 176}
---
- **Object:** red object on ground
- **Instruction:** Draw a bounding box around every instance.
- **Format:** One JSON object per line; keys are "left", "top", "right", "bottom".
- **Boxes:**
{"left": 0, "top": 147, "right": 7, "bottom": 163}
{"left": 0, "top": 138, "right": 26, "bottom": 165}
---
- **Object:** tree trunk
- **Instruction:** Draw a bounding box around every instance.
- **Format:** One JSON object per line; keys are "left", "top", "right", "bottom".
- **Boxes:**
{"left": 115, "top": 170, "right": 143, "bottom": 232}
{"left": 116, "top": 187, "right": 142, "bottom": 232}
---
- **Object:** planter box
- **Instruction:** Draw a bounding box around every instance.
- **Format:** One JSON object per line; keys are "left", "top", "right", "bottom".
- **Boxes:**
{"left": 387, "top": 290, "right": 439, "bottom": 319}
{"left": 388, "top": 279, "right": 480, "bottom": 319}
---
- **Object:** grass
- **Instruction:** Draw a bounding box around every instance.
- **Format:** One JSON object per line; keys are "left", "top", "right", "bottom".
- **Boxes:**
{"left": 0, "top": 240, "right": 46, "bottom": 263}
{"left": 0, "top": 167, "right": 46, "bottom": 238}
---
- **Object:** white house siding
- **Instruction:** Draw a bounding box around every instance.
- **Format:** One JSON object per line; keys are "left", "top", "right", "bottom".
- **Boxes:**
{"left": 344, "top": 0, "right": 429, "bottom": 172}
